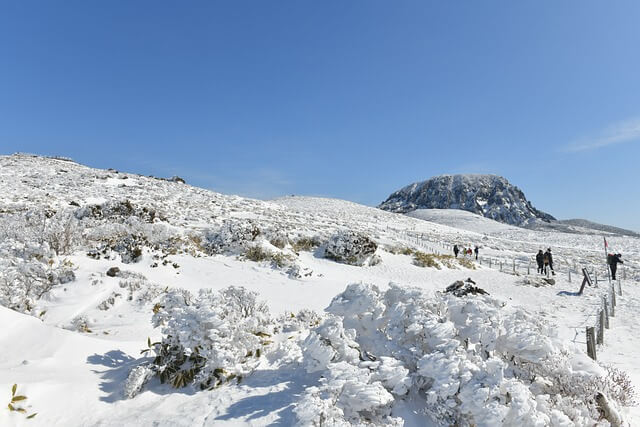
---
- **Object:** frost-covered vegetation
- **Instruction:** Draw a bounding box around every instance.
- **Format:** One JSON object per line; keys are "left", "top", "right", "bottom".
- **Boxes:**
{"left": 1, "top": 155, "right": 639, "bottom": 426}
{"left": 124, "top": 281, "right": 634, "bottom": 426}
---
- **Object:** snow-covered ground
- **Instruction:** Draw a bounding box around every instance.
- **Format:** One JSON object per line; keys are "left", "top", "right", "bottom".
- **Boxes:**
{"left": 1, "top": 154, "right": 639, "bottom": 426}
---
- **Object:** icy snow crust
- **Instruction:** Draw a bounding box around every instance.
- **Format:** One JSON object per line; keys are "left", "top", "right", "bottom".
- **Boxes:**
{"left": 0, "top": 154, "right": 639, "bottom": 426}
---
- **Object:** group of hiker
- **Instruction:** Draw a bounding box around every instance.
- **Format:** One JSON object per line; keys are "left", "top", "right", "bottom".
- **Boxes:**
{"left": 452, "top": 242, "right": 626, "bottom": 281}
{"left": 534, "top": 248, "right": 625, "bottom": 280}
{"left": 535, "top": 248, "right": 555, "bottom": 275}
{"left": 453, "top": 244, "right": 479, "bottom": 260}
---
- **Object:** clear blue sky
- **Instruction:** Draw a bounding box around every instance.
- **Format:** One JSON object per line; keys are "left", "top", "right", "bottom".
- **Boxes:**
{"left": 1, "top": 1, "right": 639, "bottom": 231}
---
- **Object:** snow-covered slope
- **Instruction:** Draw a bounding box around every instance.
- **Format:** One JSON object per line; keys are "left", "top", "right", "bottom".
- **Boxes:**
{"left": 557, "top": 219, "right": 640, "bottom": 237}
{"left": 406, "top": 209, "right": 520, "bottom": 234}
{"left": 1, "top": 154, "right": 639, "bottom": 426}
{"left": 379, "top": 174, "right": 555, "bottom": 226}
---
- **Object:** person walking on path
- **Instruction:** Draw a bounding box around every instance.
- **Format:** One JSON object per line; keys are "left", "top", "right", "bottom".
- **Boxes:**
{"left": 453, "top": 245, "right": 459, "bottom": 258}
{"left": 607, "top": 253, "right": 623, "bottom": 280}
{"left": 536, "top": 250, "right": 544, "bottom": 274}
{"left": 544, "top": 248, "right": 555, "bottom": 275}
{"left": 474, "top": 246, "right": 479, "bottom": 260}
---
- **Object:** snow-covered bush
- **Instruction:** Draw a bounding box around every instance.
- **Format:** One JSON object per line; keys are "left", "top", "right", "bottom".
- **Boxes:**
{"left": 43, "top": 210, "right": 83, "bottom": 255}
{"left": 295, "top": 282, "right": 628, "bottom": 426}
{"left": 202, "top": 220, "right": 261, "bottom": 255}
{"left": 75, "top": 200, "right": 164, "bottom": 223}
{"left": 128, "top": 286, "right": 273, "bottom": 393}
{"left": 291, "top": 236, "right": 322, "bottom": 252}
{"left": 83, "top": 218, "right": 178, "bottom": 263}
{"left": 0, "top": 244, "right": 76, "bottom": 313}
{"left": 323, "top": 231, "right": 379, "bottom": 266}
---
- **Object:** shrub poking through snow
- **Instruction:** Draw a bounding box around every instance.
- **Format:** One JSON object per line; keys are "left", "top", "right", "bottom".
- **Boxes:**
{"left": 243, "top": 245, "right": 296, "bottom": 270}
{"left": 6, "top": 384, "right": 37, "bottom": 419}
{"left": 413, "top": 251, "right": 476, "bottom": 270}
{"left": 323, "top": 231, "right": 379, "bottom": 266}
{"left": 75, "top": 199, "right": 164, "bottom": 224}
{"left": 291, "top": 236, "right": 322, "bottom": 252}
{"left": 126, "top": 286, "right": 273, "bottom": 394}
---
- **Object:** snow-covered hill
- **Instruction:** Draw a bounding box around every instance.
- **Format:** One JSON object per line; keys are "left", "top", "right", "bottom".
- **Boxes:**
{"left": 406, "top": 209, "right": 520, "bottom": 235}
{"left": 378, "top": 174, "right": 555, "bottom": 226}
{"left": 1, "top": 154, "right": 639, "bottom": 426}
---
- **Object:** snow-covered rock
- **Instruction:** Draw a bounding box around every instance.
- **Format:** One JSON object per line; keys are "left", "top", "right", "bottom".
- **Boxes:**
{"left": 324, "top": 231, "right": 380, "bottom": 266}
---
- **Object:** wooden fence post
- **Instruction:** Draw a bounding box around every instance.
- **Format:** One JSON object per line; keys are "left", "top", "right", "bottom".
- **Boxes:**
{"left": 603, "top": 297, "right": 609, "bottom": 329}
{"left": 500, "top": 262, "right": 503, "bottom": 271}
{"left": 527, "top": 263, "right": 530, "bottom": 275}
{"left": 568, "top": 269, "right": 571, "bottom": 283}
{"left": 618, "top": 281, "right": 622, "bottom": 296}
{"left": 595, "top": 271, "right": 598, "bottom": 284}
{"left": 611, "top": 292, "right": 615, "bottom": 317}
{"left": 513, "top": 259, "right": 516, "bottom": 273}
{"left": 489, "top": 259, "right": 492, "bottom": 269}
{"left": 612, "top": 285, "right": 617, "bottom": 307}
{"left": 586, "top": 327, "right": 597, "bottom": 360}
{"left": 597, "top": 310, "right": 604, "bottom": 344}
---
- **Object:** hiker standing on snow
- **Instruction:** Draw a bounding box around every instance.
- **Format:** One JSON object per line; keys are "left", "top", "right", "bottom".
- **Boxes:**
{"left": 474, "top": 246, "right": 479, "bottom": 260}
{"left": 544, "top": 248, "right": 554, "bottom": 275}
{"left": 608, "top": 253, "right": 623, "bottom": 280}
{"left": 453, "top": 245, "right": 459, "bottom": 258}
{"left": 536, "top": 250, "right": 544, "bottom": 274}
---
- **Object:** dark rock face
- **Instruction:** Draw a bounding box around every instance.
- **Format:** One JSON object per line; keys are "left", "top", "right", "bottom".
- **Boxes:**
{"left": 106, "top": 267, "right": 121, "bottom": 277}
{"left": 379, "top": 174, "right": 555, "bottom": 226}
{"left": 445, "top": 279, "right": 489, "bottom": 297}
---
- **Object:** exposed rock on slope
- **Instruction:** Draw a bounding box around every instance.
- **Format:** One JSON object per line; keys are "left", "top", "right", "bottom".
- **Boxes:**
{"left": 379, "top": 174, "right": 555, "bottom": 226}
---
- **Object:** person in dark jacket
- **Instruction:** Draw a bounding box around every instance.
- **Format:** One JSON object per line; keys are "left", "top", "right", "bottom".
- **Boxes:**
{"left": 544, "top": 248, "right": 554, "bottom": 275}
{"left": 453, "top": 245, "right": 459, "bottom": 258}
{"left": 608, "top": 253, "right": 623, "bottom": 280}
{"left": 474, "top": 246, "right": 479, "bottom": 260}
{"left": 536, "top": 250, "right": 544, "bottom": 274}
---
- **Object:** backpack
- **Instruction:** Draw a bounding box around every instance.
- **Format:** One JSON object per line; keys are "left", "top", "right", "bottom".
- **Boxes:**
{"left": 607, "top": 254, "right": 614, "bottom": 265}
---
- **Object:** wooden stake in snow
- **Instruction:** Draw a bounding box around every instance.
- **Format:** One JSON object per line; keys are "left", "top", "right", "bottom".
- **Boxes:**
{"left": 618, "top": 280, "right": 622, "bottom": 296}
{"left": 578, "top": 268, "right": 592, "bottom": 295}
{"left": 610, "top": 291, "right": 615, "bottom": 317}
{"left": 586, "top": 327, "right": 597, "bottom": 360}
{"left": 603, "top": 297, "right": 610, "bottom": 329}
{"left": 597, "top": 310, "right": 604, "bottom": 345}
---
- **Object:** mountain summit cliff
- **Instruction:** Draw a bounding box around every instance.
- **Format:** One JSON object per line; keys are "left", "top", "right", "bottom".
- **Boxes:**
{"left": 378, "top": 174, "right": 555, "bottom": 226}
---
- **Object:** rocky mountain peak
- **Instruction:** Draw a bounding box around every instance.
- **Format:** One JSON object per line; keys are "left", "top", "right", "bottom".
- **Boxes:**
{"left": 378, "top": 174, "right": 555, "bottom": 226}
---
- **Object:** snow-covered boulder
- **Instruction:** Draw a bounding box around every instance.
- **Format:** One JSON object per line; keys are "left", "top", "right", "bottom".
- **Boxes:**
{"left": 323, "top": 231, "right": 379, "bottom": 266}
